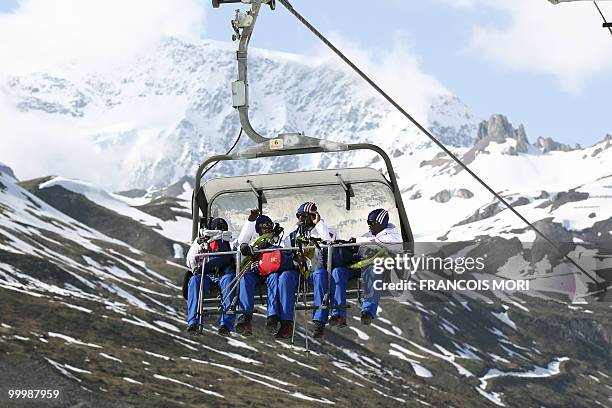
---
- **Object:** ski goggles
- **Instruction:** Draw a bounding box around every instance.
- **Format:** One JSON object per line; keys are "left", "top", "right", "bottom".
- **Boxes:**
{"left": 259, "top": 221, "right": 274, "bottom": 233}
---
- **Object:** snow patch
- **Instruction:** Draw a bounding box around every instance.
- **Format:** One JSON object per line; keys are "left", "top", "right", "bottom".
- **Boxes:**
{"left": 492, "top": 311, "right": 517, "bottom": 330}
{"left": 99, "top": 353, "right": 123, "bottom": 363}
{"left": 47, "top": 332, "right": 102, "bottom": 349}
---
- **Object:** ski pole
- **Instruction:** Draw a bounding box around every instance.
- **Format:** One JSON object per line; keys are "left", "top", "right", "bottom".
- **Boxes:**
{"left": 220, "top": 259, "right": 252, "bottom": 308}
{"left": 229, "top": 251, "right": 241, "bottom": 313}
{"left": 325, "top": 242, "right": 333, "bottom": 308}
{"left": 197, "top": 256, "right": 207, "bottom": 335}
{"left": 303, "top": 271, "right": 310, "bottom": 354}
{"left": 291, "top": 271, "right": 301, "bottom": 345}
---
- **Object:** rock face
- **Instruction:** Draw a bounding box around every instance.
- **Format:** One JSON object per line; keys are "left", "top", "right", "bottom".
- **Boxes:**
{"left": 459, "top": 114, "right": 583, "bottom": 168}
{"left": 456, "top": 188, "right": 474, "bottom": 199}
{"left": 115, "top": 188, "right": 147, "bottom": 198}
{"left": 431, "top": 188, "right": 474, "bottom": 203}
{"left": 454, "top": 202, "right": 503, "bottom": 226}
{"left": 432, "top": 189, "right": 452, "bottom": 203}
{"left": 476, "top": 114, "right": 516, "bottom": 145}
{"left": 462, "top": 114, "right": 530, "bottom": 165}
{"left": 135, "top": 197, "right": 191, "bottom": 222}
{"left": 535, "top": 136, "right": 575, "bottom": 153}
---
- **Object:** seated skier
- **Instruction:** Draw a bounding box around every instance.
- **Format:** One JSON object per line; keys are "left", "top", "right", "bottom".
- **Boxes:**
{"left": 333, "top": 209, "right": 401, "bottom": 326}
{"left": 286, "top": 202, "right": 334, "bottom": 339}
{"left": 185, "top": 217, "right": 236, "bottom": 336}
{"left": 235, "top": 210, "right": 298, "bottom": 338}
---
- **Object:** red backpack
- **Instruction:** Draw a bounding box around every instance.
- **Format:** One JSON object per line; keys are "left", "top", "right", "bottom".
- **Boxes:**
{"left": 258, "top": 250, "right": 282, "bottom": 277}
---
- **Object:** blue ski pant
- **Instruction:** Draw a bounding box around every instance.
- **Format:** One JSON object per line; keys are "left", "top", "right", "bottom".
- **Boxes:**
{"left": 308, "top": 267, "right": 331, "bottom": 324}
{"left": 238, "top": 269, "right": 299, "bottom": 322}
{"left": 187, "top": 268, "right": 236, "bottom": 329}
{"left": 330, "top": 265, "right": 381, "bottom": 320}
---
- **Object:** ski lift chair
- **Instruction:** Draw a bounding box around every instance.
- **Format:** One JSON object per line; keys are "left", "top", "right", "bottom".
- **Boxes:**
{"left": 190, "top": 0, "right": 413, "bottom": 319}
{"left": 192, "top": 137, "right": 414, "bottom": 317}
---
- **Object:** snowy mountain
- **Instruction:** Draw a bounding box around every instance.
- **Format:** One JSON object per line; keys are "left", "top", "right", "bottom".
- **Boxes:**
{"left": 1, "top": 34, "right": 611, "bottom": 407}
{"left": 402, "top": 115, "right": 612, "bottom": 243}
{"left": 2, "top": 36, "right": 478, "bottom": 191}
{"left": 1, "top": 161, "right": 610, "bottom": 408}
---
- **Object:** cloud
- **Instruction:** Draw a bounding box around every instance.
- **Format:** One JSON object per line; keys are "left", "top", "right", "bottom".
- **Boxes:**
{"left": 0, "top": 0, "right": 205, "bottom": 75}
{"left": 0, "top": 0, "right": 205, "bottom": 189}
{"left": 312, "top": 31, "right": 452, "bottom": 126}
{"left": 462, "top": 0, "right": 612, "bottom": 92}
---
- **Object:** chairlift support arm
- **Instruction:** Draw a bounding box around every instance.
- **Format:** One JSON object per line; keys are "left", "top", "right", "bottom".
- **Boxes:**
{"left": 216, "top": 0, "right": 277, "bottom": 143}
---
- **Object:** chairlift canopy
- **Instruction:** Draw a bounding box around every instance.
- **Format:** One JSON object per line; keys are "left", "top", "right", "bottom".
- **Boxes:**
{"left": 200, "top": 167, "right": 405, "bottom": 241}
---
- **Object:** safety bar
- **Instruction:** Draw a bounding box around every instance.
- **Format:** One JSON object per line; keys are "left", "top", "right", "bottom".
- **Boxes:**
{"left": 195, "top": 240, "right": 406, "bottom": 318}
{"left": 192, "top": 241, "right": 408, "bottom": 259}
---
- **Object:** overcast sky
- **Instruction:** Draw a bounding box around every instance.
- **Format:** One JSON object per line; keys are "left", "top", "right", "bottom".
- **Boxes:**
{"left": 1, "top": 0, "right": 610, "bottom": 147}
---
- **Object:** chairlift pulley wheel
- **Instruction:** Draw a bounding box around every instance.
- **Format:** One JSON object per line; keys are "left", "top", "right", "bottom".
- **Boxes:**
{"left": 212, "top": 0, "right": 275, "bottom": 10}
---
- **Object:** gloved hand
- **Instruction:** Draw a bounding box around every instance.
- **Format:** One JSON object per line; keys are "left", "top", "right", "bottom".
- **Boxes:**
{"left": 248, "top": 209, "right": 260, "bottom": 222}
{"left": 240, "top": 243, "right": 255, "bottom": 257}
{"left": 273, "top": 223, "right": 284, "bottom": 236}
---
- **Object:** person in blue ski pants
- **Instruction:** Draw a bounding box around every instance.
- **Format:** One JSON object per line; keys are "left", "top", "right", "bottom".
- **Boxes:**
{"left": 185, "top": 217, "right": 236, "bottom": 336}
{"left": 329, "top": 208, "right": 402, "bottom": 327}
{"left": 239, "top": 268, "right": 299, "bottom": 338}
{"left": 235, "top": 210, "right": 299, "bottom": 338}
{"left": 186, "top": 265, "right": 236, "bottom": 333}
{"left": 286, "top": 202, "right": 334, "bottom": 339}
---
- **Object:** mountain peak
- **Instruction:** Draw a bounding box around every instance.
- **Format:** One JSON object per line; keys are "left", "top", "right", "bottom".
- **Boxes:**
{"left": 534, "top": 136, "right": 576, "bottom": 153}
{"left": 464, "top": 114, "right": 581, "bottom": 163}
{"left": 4, "top": 36, "right": 478, "bottom": 191}
{"left": 0, "top": 162, "right": 17, "bottom": 181}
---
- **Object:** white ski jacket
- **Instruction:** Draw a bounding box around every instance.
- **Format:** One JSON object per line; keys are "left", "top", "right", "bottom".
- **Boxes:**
{"left": 355, "top": 224, "right": 402, "bottom": 243}
{"left": 186, "top": 238, "right": 203, "bottom": 270}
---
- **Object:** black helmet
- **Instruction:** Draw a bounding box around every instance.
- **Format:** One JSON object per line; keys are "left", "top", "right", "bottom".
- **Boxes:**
{"left": 209, "top": 217, "right": 229, "bottom": 231}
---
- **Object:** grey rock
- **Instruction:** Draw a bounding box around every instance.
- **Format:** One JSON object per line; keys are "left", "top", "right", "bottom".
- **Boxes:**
{"left": 512, "top": 197, "right": 530, "bottom": 207}
{"left": 535, "top": 136, "right": 574, "bottom": 153}
{"left": 530, "top": 218, "right": 575, "bottom": 265}
{"left": 115, "top": 189, "right": 147, "bottom": 198}
{"left": 454, "top": 202, "right": 502, "bottom": 227}
{"left": 550, "top": 190, "right": 589, "bottom": 211}
{"left": 409, "top": 190, "right": 422, "bottom": 200}
{"left": 431, "top": 189, "right": 452, "bottom": 203}
{"left": 456, "top": 188, "right": 474, "bottom": 199}
{"left": 514, "top": 124, "right": 530, "bottom": 153}
{"left": 462, "top": 114, "right": 530, "bottom": 165}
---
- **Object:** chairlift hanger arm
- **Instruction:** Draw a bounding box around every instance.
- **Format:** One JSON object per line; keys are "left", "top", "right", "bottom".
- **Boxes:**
{"left": 215, "top": 0, "right": 277, "bottom": 143}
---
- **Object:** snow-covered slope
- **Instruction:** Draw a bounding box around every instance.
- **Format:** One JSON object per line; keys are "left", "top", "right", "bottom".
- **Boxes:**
{"left": 1, "top": 155, "right": 610, "bottom": 408}
{"left": 37, "top": 177, "right": 192, "bottom": 244}
{"left": 398, "top": 116, "right": 612, "bottom": 242}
